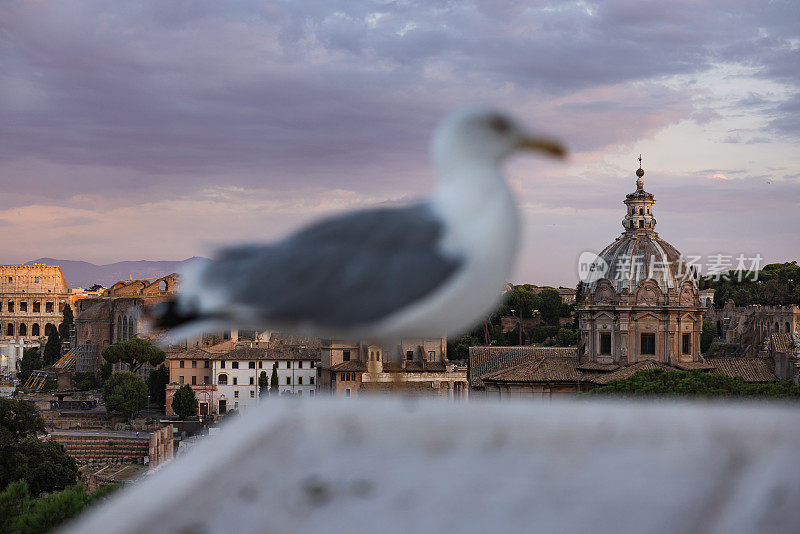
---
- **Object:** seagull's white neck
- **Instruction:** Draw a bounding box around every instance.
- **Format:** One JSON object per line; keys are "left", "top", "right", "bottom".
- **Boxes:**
{"left": 430, "top": 160, "right": 519, "bottom": 262}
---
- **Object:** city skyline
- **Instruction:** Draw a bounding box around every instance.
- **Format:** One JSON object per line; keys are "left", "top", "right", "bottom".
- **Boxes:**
{"left": 1, "top": 1, "right": 798, "bottom": 286}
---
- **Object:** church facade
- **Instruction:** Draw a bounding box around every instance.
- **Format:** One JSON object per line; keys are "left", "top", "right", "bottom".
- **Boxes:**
{"left": 578, "top": 163, "right": 706, "bottom": 367}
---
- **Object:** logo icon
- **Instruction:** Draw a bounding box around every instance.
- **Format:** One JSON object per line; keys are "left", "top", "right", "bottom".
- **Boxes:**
{"left": 578, "top": 251, "right": 608, "bottom": 284}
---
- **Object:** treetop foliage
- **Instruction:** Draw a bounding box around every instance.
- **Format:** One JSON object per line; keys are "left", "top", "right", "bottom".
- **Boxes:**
{"left": 590, "top": 369, "right": 800, "bottom": 398}
{"left": 102, "top": 339, "right": 166, "bottom": 374}
{"left": 102, "top": 372, "right": 148, "bottom": 419}
{"left": 171, "top": 385, "right": 198, "bottom": 420}
{"left": 701, "top": 261, "right": 800, "bottom": 308}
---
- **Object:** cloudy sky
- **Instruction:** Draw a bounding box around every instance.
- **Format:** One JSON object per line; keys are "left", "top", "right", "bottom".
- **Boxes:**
{"left": 1, "top": 0, "right": 798, "bottom": 285}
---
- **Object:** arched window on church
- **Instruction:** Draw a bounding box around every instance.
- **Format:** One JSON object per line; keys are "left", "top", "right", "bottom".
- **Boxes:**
{"left": 117, "top": 316, "right": 122, "bottom": 341}
{"left": 19, "top": 323, "right": 27, "bottom": 336}
{"left": 639, "top": 208, "right": 644, "bottom": 215}
{"left": 6, "top": 323, "right": 13, "bottom": 336}
{"left": 123, "top": 316, "right": 129, "bottom": 341}
{"left": 31, "top": 323, "right": 40, "bottom": 336}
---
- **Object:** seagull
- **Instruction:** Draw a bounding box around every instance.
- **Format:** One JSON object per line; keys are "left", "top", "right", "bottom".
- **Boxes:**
{"left": 153, "top": 108, "right": 565, "bottom": 344}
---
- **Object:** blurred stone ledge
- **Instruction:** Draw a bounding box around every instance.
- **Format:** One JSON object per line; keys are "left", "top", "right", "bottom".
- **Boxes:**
{"left": 63, "top": 399, "right": 800, "bottom": 534}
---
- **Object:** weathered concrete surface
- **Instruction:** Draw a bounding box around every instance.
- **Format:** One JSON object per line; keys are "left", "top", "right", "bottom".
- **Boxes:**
{"left": 63, "top": 399, "right": 800, "bottom": 534}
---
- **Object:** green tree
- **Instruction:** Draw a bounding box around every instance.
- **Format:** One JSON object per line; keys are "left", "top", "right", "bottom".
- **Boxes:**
{"left": 102, "top": 339, "right": 165, "bottom": 375}
{"left": 556, "top": 327, "right": 578, "bottom": 346}
{"left": 16, "top": 349, "right": 41, "bottom": 384}
{"left": 258, "top": 371, "right": 269, "bottom": 397}
{"left": 42, "top": 329, "right": 61, "bottom": 367}
{"left": 58, "top": 304, "right": 74, "bottom": 340}
{"left": 501, "top": 288, "right": 542, "bottom": 318}
{"left": 102, "top": 372, "right": 148, "bottom": 420}
{"left": 538, "top": 289, "right": 565, "bottom": 326}
{"left": 171, "top": 385, "right": 198, "bottom": 420}
{"left": 98, "top": 362, "right": 113, "bottom": 386}
{"left": 590, "top": 368, "right": 800, "bottom": 398}
{"left": 701, "top": 320, "right": 718, "bottom": 353}
{"left": 72, "top": 372, "right": 97, "bottom": 391}
{"left": 147, "top": 365, "right": 170, "bottom": 410}
{"left": 0, "top": 398, "right": 45, "bottom": 439}
{"left": 0, "top": 480, "right": 122, "bottom": 534}
{"left": 447, "top": 334, "right": 481, "bottom": 361}
{"left": 270, "top": 363, "right": 279, "bottom": 395}
{"left": 0, "top": 399, "right": 78, "bottom": 498}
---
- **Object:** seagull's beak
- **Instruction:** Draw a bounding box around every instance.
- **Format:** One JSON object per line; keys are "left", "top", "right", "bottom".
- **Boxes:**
{"left": 519, "top": 136, "right": 566, "bottom": 159}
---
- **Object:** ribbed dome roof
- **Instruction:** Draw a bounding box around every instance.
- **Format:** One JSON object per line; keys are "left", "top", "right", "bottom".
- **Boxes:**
{"left": 596, "top": 232, "right": 684, "bottom": 293}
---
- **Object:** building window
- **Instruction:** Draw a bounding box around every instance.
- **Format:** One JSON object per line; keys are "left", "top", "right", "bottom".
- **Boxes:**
{"left": 406, "top": 350, "right": 414, "bottom": 361}
{"left": 204, "top": 361, "right": 209, "bottom": 368}
{"left": 218, "top": 374, "right": 228, "bottom": 385}
{"left": 310, "top": 376, "right": 315, "bottom": 385}
{"left": 233, "top": 377, "right": 238, "bottom": 385}
{"left": 250, "top": 390, "right": 255, "bottom": 398}
{"left": 19, "top": 301, "right": 27, "bottom": 312}
{"left": 192, "top": 376, "right": 197, "bottom": 385}
{"left": 311, "top": 361, "right": 315, "bottom": 368}
{"left": 428, "top": 351, "right": 435, "bottom": 361}
{"left": 232, "top": 362, "right": 239, "bottom": 369}
{"left": 249, "top": 361, "right": 255, "bottom": 369}
{"left": 234, "top": 390, "right": 239, "bottom": 398}
{"left": 249, "top": 377, "right": 254, "bottom": 385}
{"left": 298, "top": 377, "right": 303, "bottom": 385}
{"left": 286, "top": 361, "right": 291, "bottom": 369}
{"left": 204, "top": 376, "right": 209, "bottom": 385}
{"left": 258, "top": 361, "right": 262, "bottom": 369}
{"left": 179, "top": 376, "right": 184, "bottom": 385}
{"left": 641, "top": 333, "right": 656, "bottom": 355}
{"left": 34, "top": 277, "right": 39, "bottom": 283}
{"left": 192, "top": 360, "right": 197, "bottom": 368}
{"left": 298, "top": 361, "right": 303, "bottom": 369}
{"left": 639, "top": 220, "right": 644, "bottom": 228}
{"left": 286, "top": 377, "right": 291, "bottom": 385}
{"left": 600, "top": 333, "right": 612, "bottom": 355}
{"left": 180, "top": 361, "right": 185, "bottom": 368}
{"left": 32, "top": 301, "right": 40, "bottom": 313}
{"left": 343, "top": 350, "right": 351, "bottom": 362}
{"left": 220, "top": 361, "right": 226, "bottom": 369}
{"left": 234, "top": 402, "right": 239, "bottom": 409}
{"left": 682, "top": 333, "right": 691, "bottom": 354}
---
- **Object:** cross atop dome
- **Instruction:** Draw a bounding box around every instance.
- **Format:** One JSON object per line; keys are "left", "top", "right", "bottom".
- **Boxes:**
{"left": 636, "top": 154, "right": 644, "bottom": 189}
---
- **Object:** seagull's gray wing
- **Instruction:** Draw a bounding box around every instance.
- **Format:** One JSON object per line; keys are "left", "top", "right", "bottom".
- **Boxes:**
{"left": 202, "top": 203, "right": 463, "bottom": 327}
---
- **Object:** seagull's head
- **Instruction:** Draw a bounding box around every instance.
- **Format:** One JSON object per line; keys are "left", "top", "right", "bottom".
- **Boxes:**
{"left": 431, "top": 107, "right": 565, "bottom": 173}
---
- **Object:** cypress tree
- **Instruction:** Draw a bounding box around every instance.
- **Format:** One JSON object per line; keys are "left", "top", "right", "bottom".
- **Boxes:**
{"left": 269, "top": 363, "right": 279, "bottom": 396}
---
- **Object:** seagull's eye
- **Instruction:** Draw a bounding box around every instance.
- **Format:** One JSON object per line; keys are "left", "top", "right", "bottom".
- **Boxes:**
{"left": 489, "top": 116, "right": 511, "bottom": 134}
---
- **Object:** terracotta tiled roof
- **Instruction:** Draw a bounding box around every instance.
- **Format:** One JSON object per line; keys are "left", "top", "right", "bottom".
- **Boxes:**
{"left": 167, "top": 345, "right": 318, "bottom": 361}
{"left": 589, "top": 360, "right": 677, "bottom": 385}
{"left": 468, "top": 346, "right": 577, "bottom": 388}
{"left": 673, "top": 361, "right": 713, "bottom": 371}
{"left": 481, "top": 356, "right": 583, "bottom": 383}
{"left": 709, "top": 357, "right": 778, "bottom": 383}
{"left": 575, "top": 362, "right": 620, "bottom": 372}
{"left": 771, "top": 333, "right": 796, "bottom": 355}
{"left": 403, "top": 361, "right": 447, "bottom": 372}
{"left": 328, "top": 361, "right": 367, "bottom": 372}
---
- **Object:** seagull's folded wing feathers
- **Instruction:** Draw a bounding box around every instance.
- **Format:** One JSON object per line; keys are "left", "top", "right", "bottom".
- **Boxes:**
{"left": 203, "top": 203, "right": 463, "bottom": 327}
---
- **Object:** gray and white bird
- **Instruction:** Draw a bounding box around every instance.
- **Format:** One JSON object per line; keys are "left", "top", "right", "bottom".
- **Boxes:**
{"left": 153, "top": 108, "right": 565, "bottom": 344}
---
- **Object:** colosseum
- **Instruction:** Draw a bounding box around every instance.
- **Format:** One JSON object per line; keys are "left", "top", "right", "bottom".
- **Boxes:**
{"left": 0, "top": 264, "right": 72, "bottom": 340}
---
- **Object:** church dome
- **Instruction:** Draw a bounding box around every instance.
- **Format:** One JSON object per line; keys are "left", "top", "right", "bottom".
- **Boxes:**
{"left": 586, "top": 160, "right": 696, "bottom": 294}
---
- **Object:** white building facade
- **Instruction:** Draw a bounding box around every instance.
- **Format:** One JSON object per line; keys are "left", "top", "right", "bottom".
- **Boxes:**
{"left": 211, "top": 346, "right": 319, "bottom": 413}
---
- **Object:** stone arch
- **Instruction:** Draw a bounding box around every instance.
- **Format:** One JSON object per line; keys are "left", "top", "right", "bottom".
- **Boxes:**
{"left": 45, "top": 323, "right": 55, "bottom": 336}
{"left": 31, "top": 323, "right": 40, "bottom": 336}
{"left": 6, "top": 323, "right": 13, "bottom": 336}
{"left": 159, "top": 280, "right": 168, "bottom": 291}
{"left": 18, "top": 323, "right": 27, "bottom": 336}
{"left": 218, "top": 373, "right": 228, "bottom": 385}
{"left": 123, "top": 316, "right": 129, "bottom": 341}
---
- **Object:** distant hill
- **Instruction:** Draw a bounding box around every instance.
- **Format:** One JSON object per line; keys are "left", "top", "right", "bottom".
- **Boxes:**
{"left": 24, "top": 257, "right": 207, "bottom": 288}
